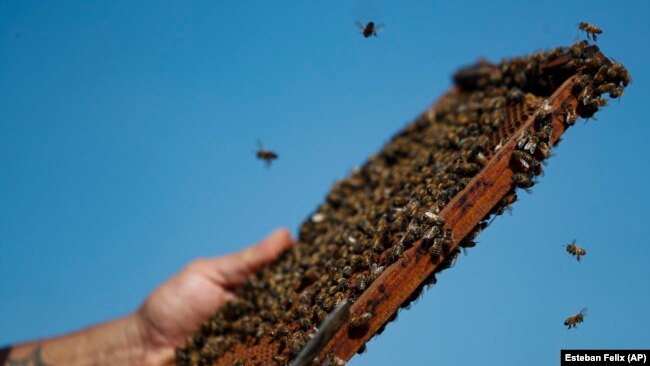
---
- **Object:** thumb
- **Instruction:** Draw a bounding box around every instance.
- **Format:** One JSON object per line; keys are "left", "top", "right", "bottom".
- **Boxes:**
{"left": 208, "top": 228, "right": 292, "bottom": 288}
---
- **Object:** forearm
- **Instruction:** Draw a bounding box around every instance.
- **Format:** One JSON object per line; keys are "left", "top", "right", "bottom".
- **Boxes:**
{"left": 3, "top": 313, "right": 171, "bottom": 366}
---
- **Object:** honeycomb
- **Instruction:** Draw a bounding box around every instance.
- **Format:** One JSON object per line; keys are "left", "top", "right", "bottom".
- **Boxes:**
{"left": 175, "top": 40, "right": 630, "bottom": 366}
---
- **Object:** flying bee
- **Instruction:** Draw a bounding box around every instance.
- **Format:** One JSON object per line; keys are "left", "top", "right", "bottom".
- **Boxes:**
{"left": 255, "top": 141, "right": 278, "bottom": 167}
{"left": 564, "top": 308, "right": 587, "bottom": 329}
{"left": 561, "top": 102, "right": 577, "bottom": 125}
{"left": 350, "top": 312, "right": 373, "bottom": 328}
{"left": 356, "top": 21, "right": 383, "bottom": 38}
{"left": 578, "top": 22, "right": 602, "bottom": 41}
{"left": 564, "top": 239, "right": 587, "bottom": 262}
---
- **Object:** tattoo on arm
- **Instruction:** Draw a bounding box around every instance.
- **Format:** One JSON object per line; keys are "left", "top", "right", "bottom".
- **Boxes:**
{"left": 7, "top": 345, "right": 52, "bottom": 366}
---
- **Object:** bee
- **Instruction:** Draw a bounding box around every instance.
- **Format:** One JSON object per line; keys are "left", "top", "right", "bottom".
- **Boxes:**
{"left": 436, "top": 248, "right": 460, "bottom": 271}
{"left": 315, "top": 307, "right": 328, "bottom": 322}
{"left": 356, "top": 21, "right": 382, "bottom": 38}
{"left": 233, "top": 359, "right": 245, "bottom": 366}
{"left": 390, "top": 242, "right": 404, "bottom": 262}
{"left": 297, "top": 304, "right": 310, "bottom": 317}
{"left": 516, "top": 130, "right": 531, "bottom": 150}
{"left": 336, "top": 277, "right": 348, "bottom": 291}
{"left": 540, "top": 99, "right": 554, "bottom": 114}
{"left": 511, "top": 150, "right": 534, "bottom": 173}
{"left": 392, "top": 209, "right": 408, "bottom": 232}
{"left": 350, "top": 312, "right": 373, "bottom": 328}
{"left": 369, "top": 263, "right": 385, "bottom": 280}
{"left": 442, "top": 229, "right": 454, "bottom": 249}
{"left": 561, "top": 102, "right": 577, "bottom": 125}
{"left": 536, "top": 140, "right": 552, "bottom": 159}
{"left": 587, "top": 97, "right": 607, "bottom": 109}
{"left": 570, "top": 40, "right": 589, "bottom": 58}
{"left": 315, "top": 292, "right": 328, "bottom": 306}
{"left": 564, "top": 239, "right": 587, "bottom": 262}
{"left": 423, "top": 225, "right": 441, "bottom": 246}
{"left": 564, "top": 308, "right": 587, "bottom": 329}
{"left": 609, "top": 86, "right": 624, "bottom": 100}
{"left": 400, "top": 221, "right": 422, "bottom": 247}
{"left": 578, "top": 22, "right": 603, "bottom": 42}
{"left": 361, "top": 250, "right": 373, "bottom": 268}
{"left": 299, "top": 317, "right": 312, "bottom": 330}
{"left": 376, "top": 216, "right": 390, "bottom": 238}
{"left": 255, "top": 141, "right": 278, "bottom": 167}
{"left": 370, "top": 237, "right": 385, "bottom": 254}
{"left": 354, "top": 274, "right": 367, "bottom": 293}
{"left": 272, "top": 355, "right": 288, "bottom": 365}
{"left": 454, "top": 161, "right": 481, "bottom": 175}
{"left": 288, "top": 332, "right": 306, "bottom": 356}
{"left": 571, "top": 74, "right": 592, "bottom": 96}
{"left": 492, "top": 192, "right": 517, "bottom": 216}
{"left": 475, "top": 151, "right": 489, "bottom": 166}
{"left": 584, "top": 57, "right": 603, "bottom": 69}
{"left": 513, "top": 173, "right": 534, "bottom": 190}
{"left": 593, "top": 65, "right": 609, "bottom": 83}
{"left": 424, "top": 211, "right": 445, "bottom": 226}
{"left": 322, "top": 296, "right": 335, "bottom": 311}
{"left": 429, "top": 237, "right": 443, "bottom": 257}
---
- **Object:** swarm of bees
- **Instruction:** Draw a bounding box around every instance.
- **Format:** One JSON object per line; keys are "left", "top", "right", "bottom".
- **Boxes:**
{"left": 564, "top": 308, "right": 587, "bottom": 329}
{"left": 176, "top": 24, "right": 629, "bottom": 365}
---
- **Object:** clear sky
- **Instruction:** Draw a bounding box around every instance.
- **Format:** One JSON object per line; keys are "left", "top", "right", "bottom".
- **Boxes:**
{"left": 1, "top": 1, "right": 648, "bottom": 365}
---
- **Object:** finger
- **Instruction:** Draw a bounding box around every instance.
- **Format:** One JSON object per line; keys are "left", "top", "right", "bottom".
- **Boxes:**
{"left": 203, "top": 228, "right": 292, "bottom": 287}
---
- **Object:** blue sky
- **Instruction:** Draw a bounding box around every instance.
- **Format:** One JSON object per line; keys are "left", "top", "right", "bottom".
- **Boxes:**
{"left": 1, "top": 1, "right": 648, "bottom": 365}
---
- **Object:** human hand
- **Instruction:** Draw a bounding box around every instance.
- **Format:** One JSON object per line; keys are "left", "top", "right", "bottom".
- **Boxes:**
{"left": 137, "top": 228, "right": 292, "bottom": 364}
